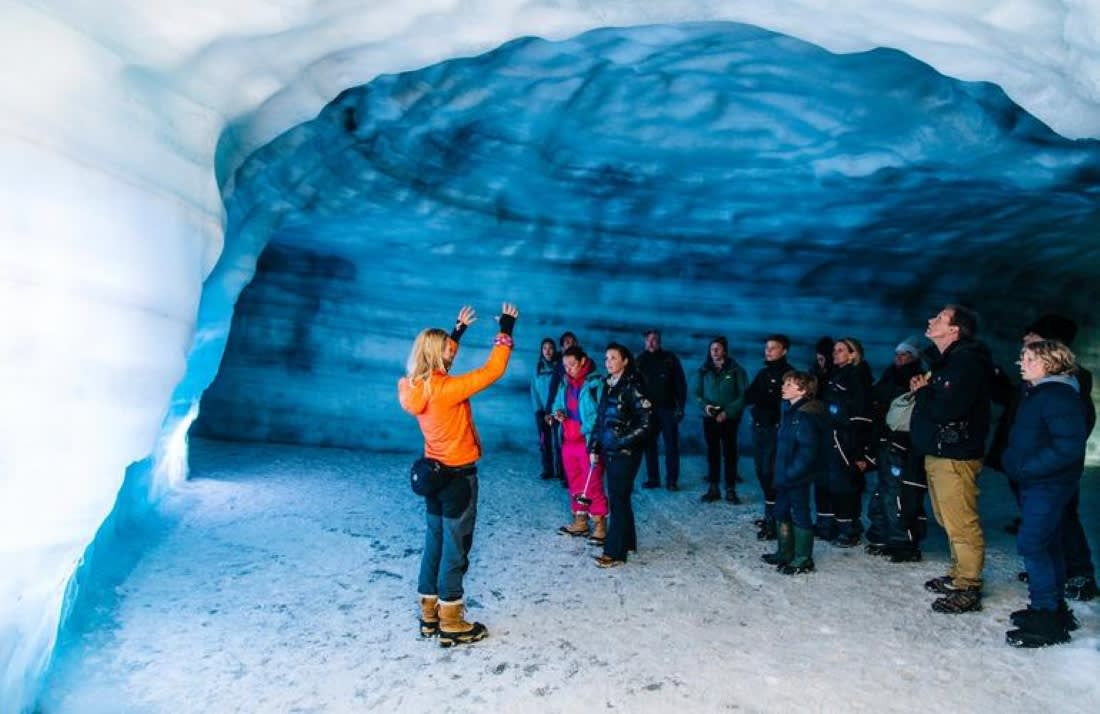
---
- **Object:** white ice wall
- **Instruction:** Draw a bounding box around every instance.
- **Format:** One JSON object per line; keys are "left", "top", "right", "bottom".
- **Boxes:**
{"left": 2, "top": 1, "right": 1099, "bottom": 711}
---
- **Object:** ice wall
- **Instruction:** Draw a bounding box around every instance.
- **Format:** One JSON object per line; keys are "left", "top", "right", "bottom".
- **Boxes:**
{"left": 194, "top": 24, "right": 1100, "bottom": 454}
{"left": 3, "top": 1, "right": 1100, "bottom": 711}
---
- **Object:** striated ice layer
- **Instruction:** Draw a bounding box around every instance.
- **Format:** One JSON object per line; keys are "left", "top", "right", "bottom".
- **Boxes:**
{"left": 195, "top": 24, "right": 1100, "bottom": 457}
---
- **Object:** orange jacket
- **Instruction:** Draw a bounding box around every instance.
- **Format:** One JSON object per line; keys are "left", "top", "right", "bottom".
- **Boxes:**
{"left": 398, "top": 337, "right": 513, "bottom": 466}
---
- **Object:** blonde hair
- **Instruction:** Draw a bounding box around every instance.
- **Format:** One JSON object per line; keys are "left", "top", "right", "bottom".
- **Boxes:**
{"left": 1021, "top": 339, "right": 1077, "bottom": 376}
{"left": 405, "top": 328, "right": 450, "bottom": 391}
{"left": 837, "top": 337, "right": 864, "bottom": 366}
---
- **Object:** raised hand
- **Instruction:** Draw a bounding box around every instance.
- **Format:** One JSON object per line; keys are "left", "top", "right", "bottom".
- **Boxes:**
{"left": 456, "top": 305, "right": 477, "bottom": 326}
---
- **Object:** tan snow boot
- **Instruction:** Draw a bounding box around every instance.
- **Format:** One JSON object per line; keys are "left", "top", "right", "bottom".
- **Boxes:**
{"left": 419, "top": 594, "right": 439, "bottom": 638}
{"left": 558, "top": 512, "right": 590, "bottom": 537}
{"left": 437, "top": 599, "right": 489, "bottom": 648}
{"left": 587, "top": 515, "right": 607, "bottom": 546}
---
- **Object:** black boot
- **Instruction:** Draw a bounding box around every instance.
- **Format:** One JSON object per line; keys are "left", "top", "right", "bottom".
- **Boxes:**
{"left": 756, "top": 518, "right": 777, "bottom": 541}
{"left": 1011, "top": 601, "right": 1079, "bottom": 632}
{"left": 725, "top": 489, "right": 742, "bottom": 504}
{"left": 701, "top": 484, "right": 721, "bottom": 503}
{"left": 1006, "top": 608, "right": 1070, "bottom": 648}
{"left": 1065, "top": 575, "right": 1098, "bottom": 602}
{"left": 884, "top": 545, "right": 922, "bottom": 563}
{"left": 762, "top": 522, "right": 794, "bottom": 566}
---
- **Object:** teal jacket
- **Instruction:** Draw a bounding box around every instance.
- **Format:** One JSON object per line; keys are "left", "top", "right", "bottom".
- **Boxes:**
{"left": 694, "top": 358, "right": 749, "bottom": 420}
{"left": 552, "top": 370, "right": 605, "bottom": 439}
{"left": 530, "top": 356, "right": 558, "bottom": 413}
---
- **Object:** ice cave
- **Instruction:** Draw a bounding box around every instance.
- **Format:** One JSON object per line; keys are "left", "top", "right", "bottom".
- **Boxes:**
{"left": 3, "top": 2, "right": 1100, "bottom": 712}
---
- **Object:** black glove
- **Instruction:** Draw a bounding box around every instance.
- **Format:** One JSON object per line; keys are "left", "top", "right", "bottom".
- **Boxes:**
{"left": 450, "top": 321, "right": 468, "bottom": 342}
{"left": 498, "top": 313, "right": 516, "bottom": 336}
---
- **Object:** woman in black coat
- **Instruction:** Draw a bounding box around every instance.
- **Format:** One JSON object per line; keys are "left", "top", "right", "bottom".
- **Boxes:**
{"left": 588, "top": 342, "right": 654, "bottom": 568}
{"left": 1002, "top": 340, "right": 1087, "bottom": 648}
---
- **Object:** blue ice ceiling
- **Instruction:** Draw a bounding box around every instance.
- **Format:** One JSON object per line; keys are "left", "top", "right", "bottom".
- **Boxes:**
{"left": 196, "top": 23, "right": 1100, "bottom": 453}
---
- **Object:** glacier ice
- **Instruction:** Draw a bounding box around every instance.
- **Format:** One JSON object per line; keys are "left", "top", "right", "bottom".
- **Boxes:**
{"left": 3, "top": 1, "right": 1100, "bottom": 711}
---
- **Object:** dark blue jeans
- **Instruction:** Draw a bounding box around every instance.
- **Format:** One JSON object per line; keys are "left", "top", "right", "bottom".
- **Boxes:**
{"left": 418, "top": 470, "right": 478, "bottom": 601}
{"left": 774, "top": 484, "right": 813, "bottom": 529}
{"left": 753, "top": 424, "right": 778, "bottom": 519}
{"left": 1018, "top": 480, "right": 1078, "bottom": 610}
{"left": 644, "top": 407, "right": 681, "bottom": 487}
{"left": 604, "top": 451, "right": 642, "bottom": 561}
{"left": 1010, "top": 478, "right": 1093, "bottom": 580}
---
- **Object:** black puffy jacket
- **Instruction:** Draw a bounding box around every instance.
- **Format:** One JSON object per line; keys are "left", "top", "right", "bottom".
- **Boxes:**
{"left": 745, "top": 358, "right": 793, "bottom": 427}
{"left": 822, "top": 362, "right": 873, "bottom": 465}
{"left": 910, "top": 338, "right": 993, "bottom": 459}
{"left": 588, "top": 369, "right": 654, "bottom": 456}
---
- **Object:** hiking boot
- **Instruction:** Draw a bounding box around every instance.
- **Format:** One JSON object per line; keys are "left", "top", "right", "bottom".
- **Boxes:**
{"left": 1065, "top": 575, "right": 1098, "bottom": 602}
{"left": 1006, "top": 608, "right": 1070, "bottom": 648}
{"left": 932, "top": 587, "right": 982, "bottom": 614}
{"left": 642, "top": 480, "right": 661, "bottom": 489}
{"left": 437, "top": 599, "right": 488, "bottom": 647}
{"left": 701, "top": 485, "right": 721, "bottom": 503}
{"left": 864, "top": 543, "right": 888, "bottom": 557}
{"left": 1017, "top": 570, "right": 1029, "bottom": 583}
{"left": 725, "top": 490, "right": 742, "bottom": 504}
{"left": 666, "top": 483, "right": 680, "bottom": 492}
{"left": 1011, "top": 602, "right": 1079, "bottom": 632}
{"left": 557, "top": 513, "right": 590, "bottom": 537}
{"left": 924, "top": 576, "right": 955, "bottom": 594}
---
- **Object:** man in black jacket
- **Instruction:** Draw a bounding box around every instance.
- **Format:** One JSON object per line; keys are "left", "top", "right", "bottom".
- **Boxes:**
{"left": 910, "top": 305, "right": 992, "bottom": 614}
{"left": 744, "top": 334, "right": 793, "bottom": 540}
{"left": 636, "top": 329, "right": 687, "bottom": 491}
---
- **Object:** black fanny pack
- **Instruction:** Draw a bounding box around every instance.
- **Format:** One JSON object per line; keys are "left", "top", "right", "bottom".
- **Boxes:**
{"left": 410, "top": 458, "right": 475, "bottom": 496}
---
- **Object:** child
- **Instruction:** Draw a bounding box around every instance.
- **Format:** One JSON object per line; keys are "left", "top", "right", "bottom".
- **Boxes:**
{"left": 763, "top": 370, "right": 827, "bottom": 574}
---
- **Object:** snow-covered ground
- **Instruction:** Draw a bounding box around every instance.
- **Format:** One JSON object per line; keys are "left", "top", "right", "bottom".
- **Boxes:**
{"left": 40, "top": 438, "right": 1100, "bottom": 713}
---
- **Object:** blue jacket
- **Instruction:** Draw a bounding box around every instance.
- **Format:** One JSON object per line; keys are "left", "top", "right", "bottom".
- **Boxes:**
{"left": 774, "top": 398, "right": 828, "bottom": 489}
{"left": 552, "top": 369, "right": 605, "bottom": 439}
{"left": 530, "top": 356, "right": 558, "bottom": 413}
{"left": 1002, "top": 377, "right": 1087, "bottom": 486}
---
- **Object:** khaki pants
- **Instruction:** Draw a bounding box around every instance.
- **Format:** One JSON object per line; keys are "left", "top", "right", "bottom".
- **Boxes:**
{"left": 925, "top": 456, "right": 984, "bottom": 589}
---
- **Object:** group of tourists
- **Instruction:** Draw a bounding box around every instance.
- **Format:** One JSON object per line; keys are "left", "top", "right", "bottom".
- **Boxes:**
{"left": 399, "top": 303, "right": 1095, "bottom": 650}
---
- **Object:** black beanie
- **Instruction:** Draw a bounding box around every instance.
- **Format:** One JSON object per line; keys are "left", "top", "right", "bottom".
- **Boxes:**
{"left": 815, "top": 336, "right": 834, "bottom": 357}
{"left": 1024, "top": 314, "right": 1078, "bottom": 346}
